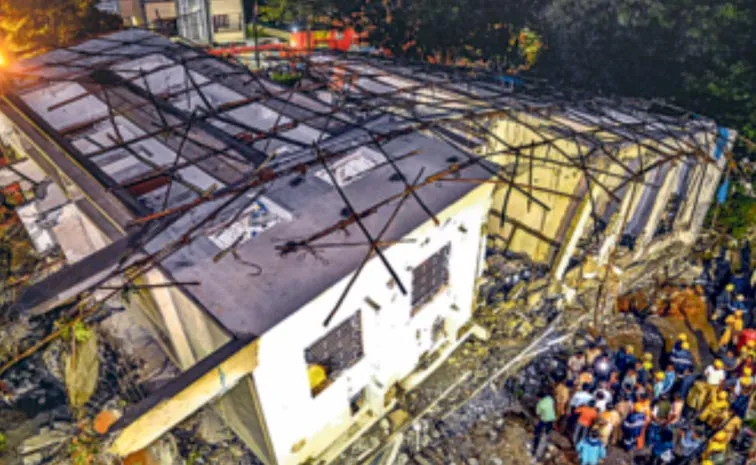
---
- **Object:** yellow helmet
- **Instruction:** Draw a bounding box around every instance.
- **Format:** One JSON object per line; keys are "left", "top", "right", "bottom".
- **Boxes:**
{"left": 644, "top": 352, "right": 653, "bottom": 361}
{"left": 714, "top": 360, "right": 724, "bottom": 369}
{"left": 655, "top": 371, "right": 665, "bottom": 381}
{"left": 681, "top": 342, "right": 690, "bottom": 350}
{"left": 726, "top": 283, "right": 736, "bottom": 292}
{"left": 626, "top": 345, "right": 634, "bottom": 353}
{"left": 678, "top": 334, "right": 688, "bottom": 341}
{"left": 745, "top": 367, "right": 753, "bottom": 376}
{"left": 718, "top": 391, "right": 729, "bottom": 401}
{"left": 715, "top": 430, "right": 727, "bottom": 441}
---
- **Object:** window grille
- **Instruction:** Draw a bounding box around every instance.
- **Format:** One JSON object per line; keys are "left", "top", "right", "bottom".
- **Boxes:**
{"left": 305, "top": 311, "right": 364, "bottom": 378}
{"left": 411, "top": 243, "right": 451, "bottom": 312}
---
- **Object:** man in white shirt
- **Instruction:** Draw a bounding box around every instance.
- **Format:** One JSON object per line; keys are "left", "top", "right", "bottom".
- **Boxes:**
{"left": 703, "top": 359, "right": 726, "bottom": 403}
{"left": 571, "top": 383, "right": 595, "bottom": 408}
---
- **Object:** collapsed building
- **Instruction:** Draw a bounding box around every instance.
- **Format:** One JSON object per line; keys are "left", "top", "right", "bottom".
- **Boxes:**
{"left": 0, "top": 30, "right": 735, "bottom": 465}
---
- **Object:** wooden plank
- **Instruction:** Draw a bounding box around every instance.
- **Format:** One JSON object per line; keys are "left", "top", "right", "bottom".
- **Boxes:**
{"left": 109, "top": 339, "right": 259, "bottom": 457}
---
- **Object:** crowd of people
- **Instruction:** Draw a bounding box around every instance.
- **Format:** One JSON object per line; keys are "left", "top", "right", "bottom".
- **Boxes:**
{"left": 531, "top": 287, "right": 756, "bottom": 465}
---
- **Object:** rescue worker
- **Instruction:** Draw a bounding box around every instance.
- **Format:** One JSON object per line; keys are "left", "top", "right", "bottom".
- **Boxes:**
{"left": 732, "top": 294, "right": 748, "bottom": 315}
{"left": 700, "top": 390, "right": 730, "bottom": 428}
{"left": 639, "top": 353, "right": 654, "bottom": 386}
{"left": 673, "top": 333, "right": 688, "bottom": 352}
{"left": 703, "top": 359, "right": 727, "bottom": 404}
{"left": 739, "top": 340, "right": 756, "bottom": 363}
{"left": 636, "top": 392, "right": 652, "bottom": 449}
{"left": 702, "top": 430, "right": 729, "bottom": 464}
{"left": 622, "top": 402, "right": 647, "bottom": 451}
{"left": 722, "top": 410, "right": 742, "bottom": 444}
{"left": 653, "top": 371, "right": 666, "bottom": 399}
{"left": 720, "top": 315, "right": 737, "bottom": 349}
{"left": 686, "top": 377, "right": 709, "bottom": 412}
{"left": 733, "top": 366, "right": 754, "bottom": 418}
{"left": 614, "top": 345, "right": 635, "bottom": 375}
{"left": 671, "top": 341, "right": 695, "bottom": 374}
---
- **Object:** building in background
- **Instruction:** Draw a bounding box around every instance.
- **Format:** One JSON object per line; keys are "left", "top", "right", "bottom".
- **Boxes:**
{"left": 177, "top": 0, "right": 246, "bottom": 43}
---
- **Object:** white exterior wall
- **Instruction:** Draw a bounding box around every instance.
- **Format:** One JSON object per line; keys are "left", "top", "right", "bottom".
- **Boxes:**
{"left": 251, "top": 185, "right": 492, "bottom": 465}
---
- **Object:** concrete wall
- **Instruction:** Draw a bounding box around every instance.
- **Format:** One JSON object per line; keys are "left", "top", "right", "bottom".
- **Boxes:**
{"left": 250, "top": 184, "right": 492, "bottom": 465}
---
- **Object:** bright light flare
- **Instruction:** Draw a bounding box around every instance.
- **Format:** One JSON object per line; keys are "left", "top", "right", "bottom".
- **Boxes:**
{"left": 0, "top": 52, "right": 7, "bottom": 68}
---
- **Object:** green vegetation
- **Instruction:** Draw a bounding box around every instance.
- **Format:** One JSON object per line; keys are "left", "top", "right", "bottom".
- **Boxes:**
{"left": 0, "top": 0, "right": 121, "bottom": 59}
{"left": 0, "top": 431, "right": 6, "bottom": 454}
{"left": 269, "top": 71, "right": 303, "bottom": 87}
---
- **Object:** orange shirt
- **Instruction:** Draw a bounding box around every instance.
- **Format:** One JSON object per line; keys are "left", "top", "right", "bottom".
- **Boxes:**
{"left": 576, "top": 405, "right": 599, "bottom": 427}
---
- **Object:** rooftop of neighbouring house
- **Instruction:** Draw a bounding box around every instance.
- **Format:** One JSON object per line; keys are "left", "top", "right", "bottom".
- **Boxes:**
{"left": 3, "top": 29, "right": 726, "bottom": 337}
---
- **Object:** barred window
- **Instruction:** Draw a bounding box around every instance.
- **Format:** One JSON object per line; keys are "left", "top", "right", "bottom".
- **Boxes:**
{"left": 412, "top": 244, "right": 451, "bottom": 312}
{"left": 305, "top": 311, "right": 364, "bottom": 382}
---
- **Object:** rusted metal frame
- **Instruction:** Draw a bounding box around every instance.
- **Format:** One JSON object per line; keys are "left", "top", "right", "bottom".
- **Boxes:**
{"left": 44, "top": 54, "right": 207, "bottom": 113}
{"left": 527, "top": 144, "right": 535, "bottom": 212}
{"left": 496, "top": 125, "right": 522, "bottom": 227}
{"left": 160, "top": 110, "right": 199, "bottom": 211}
{"left": 128, "top": 108, "right": 533, "bottom": 225}
{"left": 421, "top": 118, "right": 551, "bottom": 213}
{"left": 99, "top": 85, "right": 126, "bottom": 145}
{"left": 322, "top": 167, "right": 425, "bottom": 326}
{"left": 488, "top": 207, "right": 562, "bottom": 248}
{"left": 470, "top": 111, "right": 640, "bottom": 196}
{"left": 308, "top": 58, "right": 519, "bottom": 116}
{"left": 607, "top": 148, "right": 696, "bottom": 199}
{"left": 306, "top": 239, "right": 416, "bottom": 249}
{"left": 105, "top": 132, "right": 202, "bottom": 196}
{"left": 527, "top": 105, "right": 637, "bottom": 178}
{"left": 335, "top": 77, "right": 552, "bottom": 212}
{"left": 574, "top": 143, "right": 607, "bottom": 248}
{"left": 438, "top": 178, "right": 583, "bottom": 201}
{"left": 364, "top": 129, "right": 440, "bottom": 226}
{"left": 569, "top": 100, "right": 706, "bottom": 165}
{"left": 498, "top": 110, "right": 622, "bottom": 204}
{"left": 314, "top": 145, "right": 408, "bottom": 295}
{"left": 587, "top": 98, "right": 707, "bottom": 156}
{"left": 139, "top": 69, "right": 171, "bottom": 132}
{"left": 357, "top": 75, "right": 630, "bottom": 200}
{"left": 180, "top": 58, "right": 214, "bottom": 112}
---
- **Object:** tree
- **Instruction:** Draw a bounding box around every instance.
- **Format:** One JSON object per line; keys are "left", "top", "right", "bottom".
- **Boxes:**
{"left": 535, "top": 0, "right": 755, "bottom": 144}
{"left": 0, "top": 0, "right": 122, "bottom": 59}
{"left": 330, "top": 0, "right": 545, "bottom": 70}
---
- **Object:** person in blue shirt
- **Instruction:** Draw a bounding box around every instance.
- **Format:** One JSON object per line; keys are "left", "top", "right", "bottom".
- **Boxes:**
{"left": 678, "top": 426, "right": 704, "bottom": 458}
{"left": 622, "top": 403, "right": 647, "bottom": 451}
{"left": 614, "top": 345, "right": 636, "bottom": 375}
{"left": 650, "top": 428, "right": 675, "bottom": 465}
{"left": 670, "top": 342, "right": 695, "bottom": 374}
{"left": 678, "top": 366, "right": 698, "bottom": 405}
{"left": 577, "top": 429, "right": 606, "bottom": 465}
{"left": 661, "top": 365, "right": 676, "bottom": 395}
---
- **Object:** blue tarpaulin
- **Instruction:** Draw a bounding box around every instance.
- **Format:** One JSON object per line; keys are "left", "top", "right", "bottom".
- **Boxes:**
{"left": 714, "top": 127, "right": 730, "bottom": 204}
{"left": 717, "top": 177, "right": 730, "bottom": 204}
